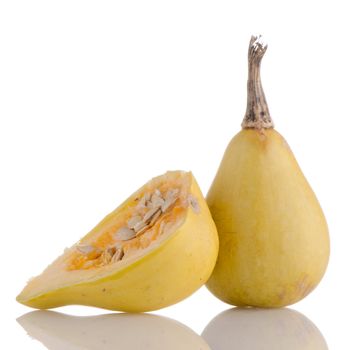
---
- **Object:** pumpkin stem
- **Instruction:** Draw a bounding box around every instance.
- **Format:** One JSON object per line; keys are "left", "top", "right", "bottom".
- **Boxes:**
{"left": 241, "top": 35, "right": 274, "bottom": 129}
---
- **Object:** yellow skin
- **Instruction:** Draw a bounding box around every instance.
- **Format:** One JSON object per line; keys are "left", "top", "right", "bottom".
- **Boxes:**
{"left": 17, "top": 172, "right": 219, "bottom": 312}
{"left": 206, "top": 129, "right": 330, "bottom": 307}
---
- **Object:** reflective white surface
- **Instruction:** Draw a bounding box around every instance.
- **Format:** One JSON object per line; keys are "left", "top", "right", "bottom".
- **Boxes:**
{"left": 16, "top": 307, "right": 330, "bottom": 350}
{"left": 8, "top": 283, "right": 350, "bottom": 349}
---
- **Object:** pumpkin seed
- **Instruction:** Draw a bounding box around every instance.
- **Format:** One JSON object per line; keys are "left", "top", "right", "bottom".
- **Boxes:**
{"left": 134, "top": 220, "right": 147, "bottom": 233}
{"left": 161, "top": 196, "right": 177, "bottom": 212}
{"left": 127, "top": 215, "right": 143, "bottom": 229}
{"left": 115, "top": 227, "right": 136, "bottom": 241}
{"left": 151, "top": 193, "right": 165, "bottom": 208}
{"left": 112, "top": 248, "right": 124, "bottom": 263}
{"left": 146, "top": 200, "right": 154, "bottom": 209}
{"left": 76, "top": 244, "right": 95, "bottom": 255}
{"left": 136, "top": 193, "right": 151, "bottom": 209}
{"left": 137, "top": 196, "right": 146, "bottom": 209}
{"left": 143, "top": 207, "right": 161, "bottom": 223}
{"left": 101, "top": 248, "right": 114, "bottom": 265}
{"left": 149, "top": 208, "right": 162, "bottom": 226}
{"left": 136, "top": 224, "right": 150, "bottom": 237}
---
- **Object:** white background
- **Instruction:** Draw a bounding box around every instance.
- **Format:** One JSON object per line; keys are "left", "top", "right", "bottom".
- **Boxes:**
{"left": 1, "top": 0, "right": 349, "bottom": 349}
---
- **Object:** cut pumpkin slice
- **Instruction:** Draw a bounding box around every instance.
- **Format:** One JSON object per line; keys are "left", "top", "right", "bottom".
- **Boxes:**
{"left": 17, "top": 171, "right": 218, "bottom": 312}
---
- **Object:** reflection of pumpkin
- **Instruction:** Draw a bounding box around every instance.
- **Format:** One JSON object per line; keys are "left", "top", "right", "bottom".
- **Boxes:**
{"left": 18, "top": 311, "right": 211, "bottom": 350}
{"left": 202, "top": 308, "right": 328, "bottom": 350}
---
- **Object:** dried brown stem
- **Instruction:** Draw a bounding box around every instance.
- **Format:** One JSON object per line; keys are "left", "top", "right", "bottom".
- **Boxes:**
{"left": 241, "top": 35, "right": 274, "bottom": 129}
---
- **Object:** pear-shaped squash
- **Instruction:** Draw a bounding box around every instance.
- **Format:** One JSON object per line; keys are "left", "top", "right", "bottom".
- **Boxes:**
{"left": 206, "top": 36, "right": 330, "bottom": 307}
{"left": 17, "top": 171, "right": 218, "bottom": 312}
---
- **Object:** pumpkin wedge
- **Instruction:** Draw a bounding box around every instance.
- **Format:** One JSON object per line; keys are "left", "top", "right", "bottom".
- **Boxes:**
{"left": 17, "top": 171, "right": 218, "bottom": 312}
